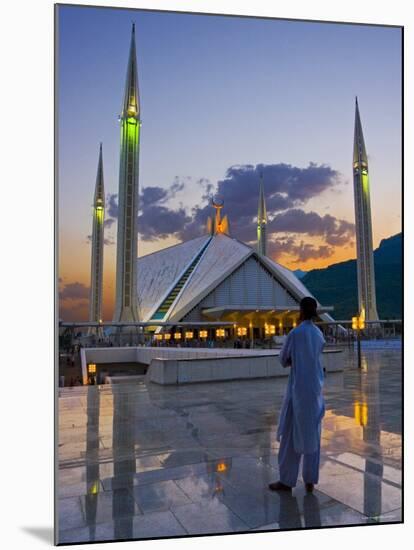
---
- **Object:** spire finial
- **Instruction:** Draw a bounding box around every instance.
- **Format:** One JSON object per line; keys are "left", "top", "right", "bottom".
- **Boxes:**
{"left": 354, "top": 96, "right": 367, "bottom": 166}
{"left": 121, "top": 22, "right": 140, "bottom": 119}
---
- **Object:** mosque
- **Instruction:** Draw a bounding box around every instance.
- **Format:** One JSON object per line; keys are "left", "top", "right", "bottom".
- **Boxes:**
{"left": 87, "top": 23, "right": 342, "bottom": 342}
{"left": 137, "top": 199, "right": 334, "bottom": 341}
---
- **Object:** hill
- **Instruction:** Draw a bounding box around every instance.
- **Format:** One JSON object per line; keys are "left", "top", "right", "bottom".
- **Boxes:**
{"left": 302, "top": 233, "right": 402, "bottom": 320}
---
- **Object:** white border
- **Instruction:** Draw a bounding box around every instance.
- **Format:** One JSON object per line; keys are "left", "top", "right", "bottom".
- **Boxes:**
{"left": 0, "top": 1, "right": 410, "bottom": 549}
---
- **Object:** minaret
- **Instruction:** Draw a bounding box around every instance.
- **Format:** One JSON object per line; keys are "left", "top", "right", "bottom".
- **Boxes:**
{"left": 113, "top": 23, "right": 140, "bottom": 322}
{"left": 353, "top": 97, "right": 379, "bottom": 321}
{"left": 88, "top": 143, "right": 105, "bottom": 332}
{"left": 257, "top": 172, "right": 268, "bottom": 256}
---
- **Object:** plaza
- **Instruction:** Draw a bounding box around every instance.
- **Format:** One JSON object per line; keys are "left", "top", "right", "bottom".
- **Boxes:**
{"left": 57, "top": 343, "right": 402, "bottom": 543}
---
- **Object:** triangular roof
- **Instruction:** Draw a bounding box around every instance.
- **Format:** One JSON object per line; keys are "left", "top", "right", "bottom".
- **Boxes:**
{"left": 137, "top": 233, "right": 333, "bottom": 322}
{"left": 169, "top": 234, "right": 252, "bottom": 321}
{"left": 137, "top": 235, "right": 210, "bottom": 320}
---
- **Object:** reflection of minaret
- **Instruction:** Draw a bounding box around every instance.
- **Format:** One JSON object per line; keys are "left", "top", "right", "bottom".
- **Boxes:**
{"left": 84, "top": 386, "right": 100, "bottom": 542}
{"left": 112, "top": 384, "right": 137, "bottom": 540}
{"left": 353, "top": 98, "right": 379, "bottom": 321}
{"left": 362, "top": 362, "right": 383, "bottom": 517}
{"left": 354, "top": 358, "right": 383, "bottom": 517}
{"left": 113, "top": 23, "right": 140, "bottom": 322}
{"left": 257, "top": 172, "right": 267, "bottom": 256}
{"left": 88, "top": 144, "right": 105, "bottom": 334}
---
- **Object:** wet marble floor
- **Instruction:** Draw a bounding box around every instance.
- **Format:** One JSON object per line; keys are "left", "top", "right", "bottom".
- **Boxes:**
{"left": 57, "top": 344, "right": 402, "bottom": 543}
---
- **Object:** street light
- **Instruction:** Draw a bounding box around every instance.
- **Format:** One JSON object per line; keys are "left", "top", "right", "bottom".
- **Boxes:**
{"left": 88, "top": 363, "right": 96, "bottom": 375}
{"left": 352, "top": 310, "right": 365, "bottom": 369}
{"left": 87, "top": 363, "right": 96, "bottom": 385}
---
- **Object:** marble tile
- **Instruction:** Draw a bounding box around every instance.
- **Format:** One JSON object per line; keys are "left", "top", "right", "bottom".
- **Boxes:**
{"left": 132, "top": 480, "right": 191, "bottom": 513}
{"left": 317, "top": 459, "right": 402, "bottom": 516}
{"left": 59, "top": 496, "right": 85, "bottom": 531}
{"left": 252, "top": 522, "right": 280, "bottom": 531}
{"left": 367, "top": 508, "right": 402, "bottom": 523}
{"left": 171, "top": 500, "right": 250, "bottom": 534}
{"left": 58, "top": 345, "right": 402, "bottom": 542}
{"left": 59, "top": 510, "right": 187, "bottom": 543}
{"left": 79, "top": 488, "right": 141, "bottom": 524}
{"left": 316, "top": 501, "right": 369, "bottom": 527}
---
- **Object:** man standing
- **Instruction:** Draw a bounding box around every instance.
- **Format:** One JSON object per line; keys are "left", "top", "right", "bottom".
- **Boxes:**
{"left": 269, "top": 297, "right": 325, "bottom": 493}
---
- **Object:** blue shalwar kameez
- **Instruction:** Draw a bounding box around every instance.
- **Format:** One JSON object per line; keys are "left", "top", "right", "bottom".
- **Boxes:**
{"left": 277, "top": 320, "right": 325, "bottom": 487}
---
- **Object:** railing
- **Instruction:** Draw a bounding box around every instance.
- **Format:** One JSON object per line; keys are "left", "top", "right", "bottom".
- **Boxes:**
{"left": 58, "top": 319, "right": 402, "bottom": 350}
{"left": 57, "top": 319, "right": 402, "bottom": 387}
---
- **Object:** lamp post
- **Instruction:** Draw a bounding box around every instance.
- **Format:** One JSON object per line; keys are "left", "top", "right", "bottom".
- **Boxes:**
{"left": 87, "top": 363, "right": 97, "bottom": 385}
{"left": 352, "top": 314, "right": 365, "bottom": 369}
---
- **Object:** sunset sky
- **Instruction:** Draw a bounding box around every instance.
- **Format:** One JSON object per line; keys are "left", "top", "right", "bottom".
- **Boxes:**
{"left": 57, "top": 5, "right": 402, "bottom": 321}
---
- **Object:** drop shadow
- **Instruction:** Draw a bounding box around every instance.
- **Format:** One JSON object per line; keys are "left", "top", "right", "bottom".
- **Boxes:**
{"left": 21, "top": 526, "right": 54, "bottom": 544}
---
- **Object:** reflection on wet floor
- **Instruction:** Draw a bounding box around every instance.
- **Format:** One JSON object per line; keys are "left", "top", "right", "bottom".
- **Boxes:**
{"left": 58, "top": 345, "right": 402, "bottom": 543}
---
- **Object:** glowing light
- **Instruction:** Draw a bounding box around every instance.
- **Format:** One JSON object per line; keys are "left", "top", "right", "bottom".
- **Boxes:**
{"left": 164, "top": 334, "right": 171, "bottom": 340}
{"left": 174, "top": 332, "right": 182, "bottom": 340}
{"left": 216, "top": 329, "right": 225, "bottom": 338}
{"left": 88, "top": 363, "right": 96, "bottom": 374}
{"left": 88, "top": 480, "right": 100, "bottom": 495}
{"left": 354, "top": 401, "right": 368, "bottom": 427}
{"left": 352, "top": 313, "right": 365, "bottom": 330}
{"left": 216, "top": 461, "right": 227, "bottom": 473}
{"left": 199, "top": 330, "right": 208, "bottom": 338}
{"left": 361, "top": 171, "right": 369, "bottom": 196}
{"left": 237, "top": 327, "right": 247, "bottom": 336}
{"left": 95, "top": 208, "right": 104, "bottom": 224}
{"left": 264, "top": 324, "right": 276, "bottom": 335}
{"left": 154, "top": 334, "right": 163, "bottom": 341}
{"left": 185, "top": 331, "right": 194, "bottom": 339}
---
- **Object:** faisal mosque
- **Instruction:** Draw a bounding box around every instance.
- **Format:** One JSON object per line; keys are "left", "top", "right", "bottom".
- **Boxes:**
{"left": 86, "top": 23, "right": 378, "bottom": 339}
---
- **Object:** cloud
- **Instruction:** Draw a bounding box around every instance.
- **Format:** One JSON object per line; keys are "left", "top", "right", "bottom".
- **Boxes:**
{"left": 104, "top": 218, "right": 115, "bottom": 228}
{"left": 177, "top": 162, "right": 341, "bottom": 242}
{"left": 59, "top": 281, "right": 89, "bottom": 301}
{"left": 86, "top": 235, "right": 115, "bottom": 246}
{"left": 268, "top": 209, "right": 354, "bottom": 246}
{"left": 138, "top": 206, "right": 191, "bottom": 241}
{"left": 105, "top": 180, "right": 190, "bottom": 241}
{"left": 107, "top": 193, "right": 118, "bottom": 218}
{"left": 268, "top": 238, "right": 334, "bottom": 264}
{"left": 99, "top": 163, "right": 350, "bottom": 259}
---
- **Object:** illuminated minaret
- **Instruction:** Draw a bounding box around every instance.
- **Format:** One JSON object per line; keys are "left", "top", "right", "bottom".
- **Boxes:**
{"left": 257, "top": 172, "right": 268, "bottom": 256}
{"left": 113, "top": 23, "right": 140, "bottom": 322}
{"left": 88, "top": 143, "right": 105, "bottom": 331}
{"left": 353, "top": 97, "right": 379, "bottom": 321}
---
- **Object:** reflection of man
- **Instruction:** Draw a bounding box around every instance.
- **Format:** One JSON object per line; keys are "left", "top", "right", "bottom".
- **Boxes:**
{"left": 269, "top": 297, "right": 325, "bottom": 493}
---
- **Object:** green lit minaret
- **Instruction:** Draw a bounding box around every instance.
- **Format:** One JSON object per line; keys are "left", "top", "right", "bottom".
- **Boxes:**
{"left": 353, "top": 97, "right": 379, "bottom": 321}
{"left": 257, "top": 172, "right": 268, "bottom": 256}
{"left": 113, "top": 23, "right": 140, "bottom": 322}
{"left": 89, "top": 143, "right": 105, "bottom": 332}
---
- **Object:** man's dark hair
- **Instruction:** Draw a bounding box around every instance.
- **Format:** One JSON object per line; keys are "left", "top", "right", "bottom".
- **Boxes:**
{"left": 300, "top": 296, "right": 318, "bottom": 320}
